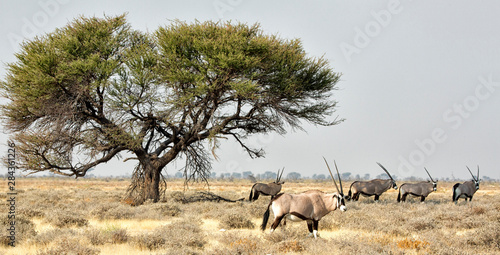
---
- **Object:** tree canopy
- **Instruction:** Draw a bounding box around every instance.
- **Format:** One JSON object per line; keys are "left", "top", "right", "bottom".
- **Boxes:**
{"left": 1, "top": 15, "right": 342, "bottom": 203}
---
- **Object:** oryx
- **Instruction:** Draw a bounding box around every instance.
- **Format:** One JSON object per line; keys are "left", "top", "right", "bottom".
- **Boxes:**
{"left": 346, "top": 162, "right": 397, "bottom": 201}
{"left": 261, "top": 158, "right": 346, "bottom": 239}
{"left": 452, "top": 166, "right": 480, "bottom": 204}
{"left": 249, "top": 168, "right": 285, "bottom": 202}
{"left": 398, "top": 168, "right": 438, "bottom": 202}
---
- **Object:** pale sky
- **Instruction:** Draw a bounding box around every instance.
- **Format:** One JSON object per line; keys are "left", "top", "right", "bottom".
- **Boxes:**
{"left": 1, "top": 0, "right": 499, "bottom": 180}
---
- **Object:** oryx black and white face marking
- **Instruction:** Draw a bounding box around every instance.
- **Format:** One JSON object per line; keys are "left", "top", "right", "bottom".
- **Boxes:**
{"left": 391, "top": 180, "right": 398, "bottom": 190}
{"left": 336, "top": 193, "right": 346, "bottom": 212}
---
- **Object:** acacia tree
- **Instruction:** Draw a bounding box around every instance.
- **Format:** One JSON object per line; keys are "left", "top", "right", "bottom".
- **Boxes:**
{"left": 1, "top": 15, "right": 342, "bottom": 204}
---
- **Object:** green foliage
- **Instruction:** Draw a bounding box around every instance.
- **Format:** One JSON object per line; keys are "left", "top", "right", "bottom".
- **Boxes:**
{"left": 155, "top": 20, "right": 341, "bottom": 128}
{"left": 1, "top": 15, "right": 341, "bottom": 202}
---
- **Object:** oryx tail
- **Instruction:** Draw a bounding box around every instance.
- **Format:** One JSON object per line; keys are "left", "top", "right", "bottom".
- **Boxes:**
{"left": 452, "top": 183, "right": 459, "bottom": 201}
{"left": 346, "top": 181, "right": 359, "bottom": 201}
{"left": 261, "top": 193, "right": 283, "bottom": 231}
{"left": 249, "top": 183, "right": 256, "bottom": 201}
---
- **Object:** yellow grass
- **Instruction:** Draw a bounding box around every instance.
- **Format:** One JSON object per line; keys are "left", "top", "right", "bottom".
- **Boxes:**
{"left": 1, "top": 178, "right": 499, "bottom": 254}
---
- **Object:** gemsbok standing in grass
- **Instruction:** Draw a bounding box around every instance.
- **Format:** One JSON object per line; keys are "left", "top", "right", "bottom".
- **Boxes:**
{"left": 261, "top": 158, "right": 346, "bottom": 239}
{"left": 452, "top": 166, "right": 480, "bottom": 204}
{"left": 398, "top": 168, "right": 438, "bottom": 202}
{"left": 346, "top": 162, "right": 397, "bottom": 201}
{"left": 249, "top": 168, "right": 285, "bottom": 202}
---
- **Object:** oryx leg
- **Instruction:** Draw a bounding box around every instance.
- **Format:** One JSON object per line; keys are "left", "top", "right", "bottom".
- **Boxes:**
{"left": 313, "top": 220, "right": 319, "bottom": 238}
{"left": 270, "top": 215, "right": 285, "bottom": 233}
{"left": 420, "top": 196, "right": 426, "bottom": 202}
{"left": 401, "top": 193, "right": 408, "bottom": 202}
{"left": 353, "top": 192, "right": 359, "bottom": 201}
{"left": 306, "top": 220, "right": 320, "bottom": 238}
{"left": 374, "top": 195, "right": 380, "bottom": 201}
{"left": 307, "top": 221, "right": 313, "bottom": 234}
{"left": 253, "top": 191, "right": 260, "bottom": 201}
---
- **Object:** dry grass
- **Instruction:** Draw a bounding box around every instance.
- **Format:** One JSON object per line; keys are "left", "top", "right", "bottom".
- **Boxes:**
{"left": 0, "top": 178, "right": 499, "bottom": 254}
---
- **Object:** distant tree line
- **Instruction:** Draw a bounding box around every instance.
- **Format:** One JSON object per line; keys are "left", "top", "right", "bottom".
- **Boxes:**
{"left": 4, "top": 172, "right": 497, "bottom": 182}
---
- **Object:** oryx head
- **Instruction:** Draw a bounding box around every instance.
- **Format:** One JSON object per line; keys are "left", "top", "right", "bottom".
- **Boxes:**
{"left": 377, "top": 162, "right": 397, "bottom": 190}
{"left": 273, "top": 167, "right": 285, "bottom": 185}
{"left": 323, "top": 157, "right": 346, "bottom": 212}
{"left": 466, "top": 165, "right": 480, "bottom": 190}
{"left": 424, "top": 167, "right": 438, "bottom": 191}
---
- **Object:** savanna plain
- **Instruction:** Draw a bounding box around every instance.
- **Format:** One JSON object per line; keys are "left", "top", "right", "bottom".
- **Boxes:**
{"left": 1, "top": 178, "right": 499, "bottom": 255}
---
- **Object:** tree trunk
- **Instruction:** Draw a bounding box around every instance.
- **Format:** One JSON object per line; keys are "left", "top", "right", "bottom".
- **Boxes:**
{"left": 128, "top": 147, "right": 180, "bottom": 205}
{"left": 143, "top": 162, "right": 161, "bottom": 202}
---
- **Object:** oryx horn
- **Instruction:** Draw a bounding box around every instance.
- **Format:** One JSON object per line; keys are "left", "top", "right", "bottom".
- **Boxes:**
{"left": 376, "top": 162, "right": 394, "bottom": 180}
{"left": 275, "top": 168, "right": 284, "bottom": 182}
{"left": 323, "top": 157, "right": 341, "bottom": 194}
{"left": 424, "top": 167, "right": 435, "bottom": 182}
{"left": 466, "top": 166, "right": 477, "bottom": 181}
{"left": 334, "top": 160, "right": 344, "bottom": 194}
{"left": 279, "top": 167, "right": 285, "bottom": 182}
{"left": 477, "top": 165, "right": 480, "bottom": 181}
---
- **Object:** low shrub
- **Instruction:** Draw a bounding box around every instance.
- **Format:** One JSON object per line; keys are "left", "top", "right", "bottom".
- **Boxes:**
{"left": 36, "top": 237, "right": 100, "bottom": 255}
{"left": 86, "top": 228, "right": 106, "bottom": 246}
{"left": 132, "top": 219, "right": 205, "bottom": 250}
{"left": 0, "top": 215, "right": 36, "bottom": 246}
{"left": 47, "top": 211, "right": 88, "bottom": 228}
{"left": 219, "top": 213, "right": 255, "bottom": 230}
{"left": 212, "top": 232, "right": 267, "bottom": 255}
{"left": 155, "top": 203, "right": 182, "bottom": 217}
{"left": 110, "top": 228, "right": 128, "bottom": 244}
{"left": 29, "top": 228, "right": 76, "bottom": 246}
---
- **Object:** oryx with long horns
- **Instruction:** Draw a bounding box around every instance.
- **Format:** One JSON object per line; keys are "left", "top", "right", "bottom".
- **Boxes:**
{"left": 249, "top": 168, "right": 285, "bottom": 202}
{"left": 452, "top": 166, "right": 480, "bottom": 204}
{"left": 346, "top": 162, "right": 397, "bottom": 201}
{"left": 398, "top": 168, "right": 438, "bottom": 202}
{"left": 261, "top": 158, "right": 346, "bottom": 239}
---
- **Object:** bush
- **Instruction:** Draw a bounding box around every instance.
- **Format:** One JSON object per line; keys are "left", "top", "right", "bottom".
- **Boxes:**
{"left": 91, "top": 202, "right": 138, "bottom": 220}
{"left": 29, "top": 229, "right": 76, "bottom": 246}
{"left": 19, "top": 208, "right": 44, "bottom": 218}
{"left": 155, "top": 203, "right": 182, "bottom": 217}
{"left": 86, "top": 228, "right": 106, "bottom": 246}
{"left": 110, "top": 228, "right": 128, "bottom": 244}
{"left": 212, "top": 232, "right": 267, "bottom": 255}
{"left": 132, "top": 219, "right": 205, "bottom": 250}
{"left": 0, "top": 215, "right": 36, "bottom": 246}
{"left": 36, "top": 237, "right": 100, "bottom": 255}
{"left": 464, "top": 223, "right": 500, "bottom": 249}
{"left": 47, "top": 211, "right": 88, "bottom": 228}
{"left": 219, "top": 214, "right": 255, "bottom": 230}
